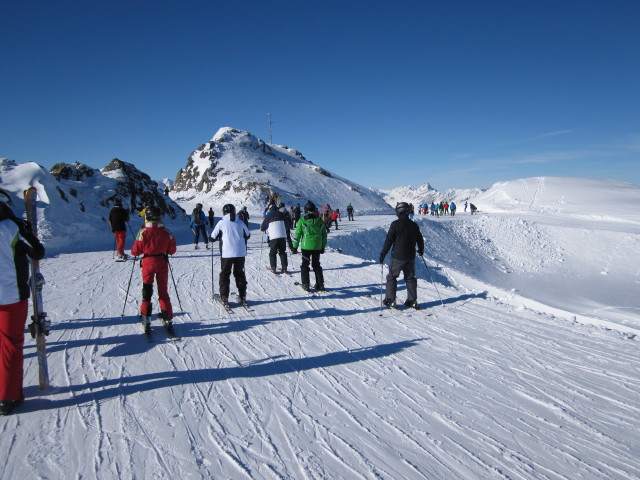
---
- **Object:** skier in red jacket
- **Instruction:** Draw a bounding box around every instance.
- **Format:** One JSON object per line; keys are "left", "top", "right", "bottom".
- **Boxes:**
{"left": 131, "top": 206, "right": 177, "bottom": 332}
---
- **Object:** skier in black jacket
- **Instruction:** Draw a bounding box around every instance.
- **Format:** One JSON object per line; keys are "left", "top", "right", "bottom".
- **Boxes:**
{"left": 108, "top": 197, "right": 130, "bottom": 261}
{"left": 379, "top": 202, "right": 424, "bottom": 309}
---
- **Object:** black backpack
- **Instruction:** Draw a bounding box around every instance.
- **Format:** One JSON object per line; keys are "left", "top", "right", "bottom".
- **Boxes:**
{"left": 192, "top": 208, "right": 203, "bottom": 225}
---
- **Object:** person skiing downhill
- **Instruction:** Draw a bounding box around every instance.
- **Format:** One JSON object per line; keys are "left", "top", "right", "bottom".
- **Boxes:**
{"left": 292, "top": 201, "right": 327, "bottom": 291}
{"left": 131, "top": 206, "right": 177, "bottom": 332}
{"left": 261, "top": 203, "right": 290, "bottom": 274}
{"left": 109, "top": 197, "right": 130, "bottom": 261}
{"left": 210, "top": 204, "right": 251, "bottom": 306}
{"left": 0, "top": 189, "right": 45, "bottom": 415}
{"left": 379, "top": 202, "right": 425, "bottom": 309}
{"left": 190, "top": 203, "right": 209, "bottom": 250}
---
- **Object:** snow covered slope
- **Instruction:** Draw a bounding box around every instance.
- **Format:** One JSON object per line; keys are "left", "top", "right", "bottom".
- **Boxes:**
{"left": 469, "top": 176, "right": 640, "bottom": 222}
{"left": 0, "top": 215, "right": 637, "bottom": 479}
{"left": 170, "top": 127, "right": 393, "bottom": 216}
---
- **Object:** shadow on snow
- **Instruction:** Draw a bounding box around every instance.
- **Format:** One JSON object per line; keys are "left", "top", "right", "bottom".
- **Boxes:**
{"left": 24, "top": 339, "right": 426, "bottom": 411}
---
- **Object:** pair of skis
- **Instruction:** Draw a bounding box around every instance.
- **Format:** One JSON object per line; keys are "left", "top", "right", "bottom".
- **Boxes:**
{"left": 294, "top": 281, "right": 329, "bottom": 296}
{"left": 214, "top": 294, "right": 252, "bottom": 314}
{"left": 267, "top": 267, "right": 292, "bottom": 277}
{"left": 141, "top": 318, "right": 180, "bottom": 342}
{"left": 24, "top": 187, "right": 50, "bottom": 390}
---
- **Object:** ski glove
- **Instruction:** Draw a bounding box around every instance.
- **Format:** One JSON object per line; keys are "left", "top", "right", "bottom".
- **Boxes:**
{"left": 379, "top": 255, "right": 385, "bottom": 264}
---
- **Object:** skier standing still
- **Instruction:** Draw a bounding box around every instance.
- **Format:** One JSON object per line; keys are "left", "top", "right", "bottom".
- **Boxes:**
{"left": 292, "top": 201, "right": 327, "bottom": 291}
{"left": 0, "top": 189, "right": 45, "bottom": 415}
{"left": 261, "top": 204, "right": 290, "bottom": 274}
{"left": 190, "top": 203, "right": 209, "bottom": 250}
{"left": 346, "top": 203, "right": 354, "bottom": 221}
{"left": 109, "top": 197, "right": 130, "bottom": 260}
{"left": 379, "top": 202, "right": 425, "bottom": 309}
{"left": 131, "top": 206, "right": 177, "bottom": 332}
{"left": 210, "top": 204, "right": 251, "bottom": 306}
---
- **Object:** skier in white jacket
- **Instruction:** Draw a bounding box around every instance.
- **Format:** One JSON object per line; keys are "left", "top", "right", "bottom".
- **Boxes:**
{"left": 210, "top": 204, "right": 251, "bottom": 306}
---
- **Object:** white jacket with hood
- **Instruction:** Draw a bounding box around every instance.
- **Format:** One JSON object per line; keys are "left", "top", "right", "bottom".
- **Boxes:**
{"left": 210, "top": 213, "right": 251, "bottom": 258}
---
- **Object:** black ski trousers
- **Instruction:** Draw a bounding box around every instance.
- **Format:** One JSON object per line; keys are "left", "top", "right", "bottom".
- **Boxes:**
{"left": 385, "top": 258, "right": 417, "bottom": 304}
{"left": 219, "top": 257, "right": 247, "bottom": 299}
{"left": 193, "top": 224, "right": 208, "bottom": 245}
{"left": 300, "top": 250, "right": 324, "bottom": 288}
{"left": 269, "top": 238, "right": 288, "bottom": 272}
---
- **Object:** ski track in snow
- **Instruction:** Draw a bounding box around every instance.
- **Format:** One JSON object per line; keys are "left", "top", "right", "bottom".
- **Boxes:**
{"left": 1, "top": 216, "right": 639, "bottom": 479}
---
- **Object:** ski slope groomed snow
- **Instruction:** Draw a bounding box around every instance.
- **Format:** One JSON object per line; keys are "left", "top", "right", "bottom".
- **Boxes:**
{"left": 1, "top": 211, "right": 639, "bottom": 480}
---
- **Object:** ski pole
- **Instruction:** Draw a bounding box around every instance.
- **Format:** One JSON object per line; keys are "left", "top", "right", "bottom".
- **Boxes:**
{"left": 211, "top": 241, "right": 215, "bottom": 301}
{"left": 260, "top": 232, "right": 265, "bottom": 267}
{"left": 379, "top": 262, "right": 384, "bottom": 316}
{"left": 113, "top": 237, "right": 116, "bottom": 259}
{"left": 167, "top": 256, "right": 183, "bottom": 312}
{"left": 420, "top": 255, "right": 444, "bottom": 307}
{"left": 121, "top": 257, "right": 138, "bottom": 317}
{"left": 126, "top": 221, "right": 136, "bottom": 238}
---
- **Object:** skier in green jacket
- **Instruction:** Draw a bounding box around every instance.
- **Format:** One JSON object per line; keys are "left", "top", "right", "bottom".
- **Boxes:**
{"left": 292, "top": 201, "right": 328, "bottom": 291}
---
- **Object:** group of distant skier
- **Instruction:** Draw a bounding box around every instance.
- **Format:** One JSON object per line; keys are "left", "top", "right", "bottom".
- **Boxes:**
{"left": 106, "top": 196, "right": 479, "bottom": 330}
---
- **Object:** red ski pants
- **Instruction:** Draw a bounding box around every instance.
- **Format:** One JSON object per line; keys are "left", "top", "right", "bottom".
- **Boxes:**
{"left": 0, "top": 300, "right": 28, "bottom": 401}
{"left": 140, "top": 259, "right": 172, "bottom": 320}
{"left": 114, "top": 231, "right": 126, "bottom": 255}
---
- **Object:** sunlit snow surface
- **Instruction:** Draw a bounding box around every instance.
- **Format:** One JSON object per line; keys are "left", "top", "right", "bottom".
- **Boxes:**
{"left": 1, "top": 166, "right": 639, "bottom": 479}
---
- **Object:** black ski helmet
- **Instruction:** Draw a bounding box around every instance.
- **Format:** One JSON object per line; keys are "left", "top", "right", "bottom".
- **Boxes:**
{"left": 223, "top": 204, "right": 236, "bottom": 215}
{"left": 113, "top": 197, "right": 122, "bottom": 207}
{"left": 145, "top": 205, "right": 163, "bottom": 222}
{"left": 304, "top": 201, "right": 316, "bottom": 213}
{"left": 395, "top": 202, "right": 410, "bottom": 216}
{"left": 196, "top": 203, "right": 203, "bottom": 209}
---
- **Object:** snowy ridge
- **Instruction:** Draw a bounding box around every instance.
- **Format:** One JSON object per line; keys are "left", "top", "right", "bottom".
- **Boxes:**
{"left": 170, "top": 127, "right": 393, "bottom": 216}
{"left": 0, "top": 158, "right": 189, "bottom": 255}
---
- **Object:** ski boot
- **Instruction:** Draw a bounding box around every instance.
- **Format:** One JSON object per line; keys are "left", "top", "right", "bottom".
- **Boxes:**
{"left": 140, "top": 315, "right": 151, "bottom": 334}
{"left": 0, "top": 398, "right": 24, "bottom": 416}
{"left": 382, "top": 298, "right": 396, "bottom": 308}
{"left": 157, "top": 310, "right": 171, "bottom": 327}
{"left": 404, "top": 299, "right": 420, "bottom": 309}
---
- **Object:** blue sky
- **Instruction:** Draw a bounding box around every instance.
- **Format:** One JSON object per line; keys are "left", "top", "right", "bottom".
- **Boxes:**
{"left": 1, "top": 1, "right": 638, "bottom": 190}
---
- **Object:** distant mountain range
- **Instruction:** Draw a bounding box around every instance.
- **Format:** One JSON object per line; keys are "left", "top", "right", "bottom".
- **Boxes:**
{"left": 377, "top": 182, "right": 484, "bottom": 209}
